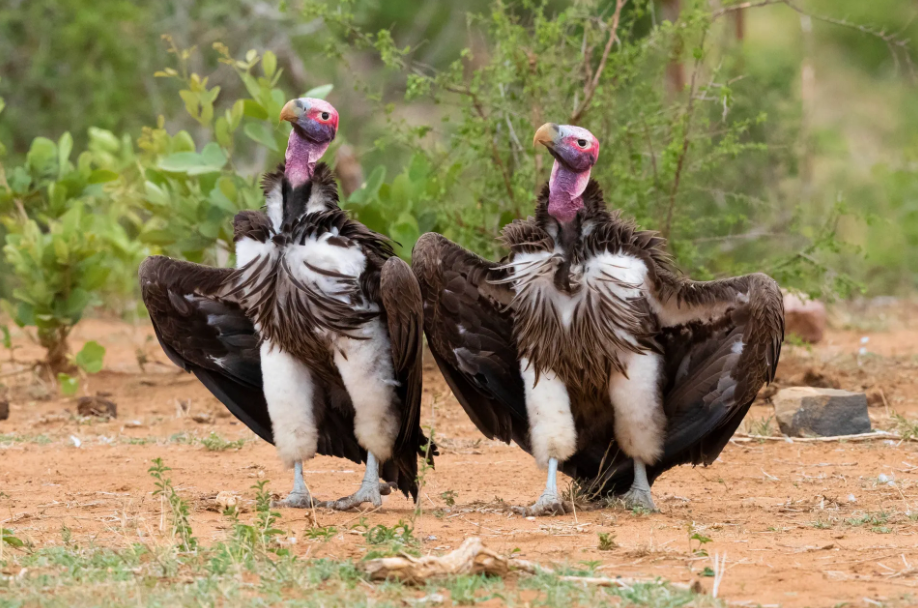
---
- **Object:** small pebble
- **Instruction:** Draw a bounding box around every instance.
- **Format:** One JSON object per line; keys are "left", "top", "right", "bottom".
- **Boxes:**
{"left": 847, "top": 494, "right": 857, "bottom": 503}
{"left": 878, "top": 474, "right": 889, "bottom": 483}
{"left": 69, "top": 435, "right": 82, "bottom": 448}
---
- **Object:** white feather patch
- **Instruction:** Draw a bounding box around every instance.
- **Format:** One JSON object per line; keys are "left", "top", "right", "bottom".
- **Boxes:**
{"left": 235, "top": 237, "right": 275, "bottom": 269}
{"left": 260, "top": 341, "right": 318, "bottom": 468}
{"left": 520, "top": 357, "right": 577, "bottom": 468}
{"left": 265, "top": 182, "right": 283, "bottom": 232}
{"left": 608, "top": 351, "right": 665, "bottom": 464}
{"left": 286, "top": 233, "right": 373, "bottom": 307}
{"left": 333, "top": 319, "right": 399, "bottom": 461}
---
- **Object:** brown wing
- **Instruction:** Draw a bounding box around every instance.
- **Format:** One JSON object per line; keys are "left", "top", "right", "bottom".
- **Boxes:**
{"left": 581, "top": 271, "right": 784, "bottom": 494}
{"left": 411, "top": 233, "right": 530, "bottom": 449}
{"left": 139, "top": 255, "right": 273, "bottom": 443}
{"left": 379, "top": 256, "right": 435, "bottom": 499}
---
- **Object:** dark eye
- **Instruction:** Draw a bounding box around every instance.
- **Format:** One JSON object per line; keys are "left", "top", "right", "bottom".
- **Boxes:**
{"left": 577, "top": 139, "right": 588, "bottom": 147}
{"left": 321, "top": 112, "right": 330, "bottom": 120}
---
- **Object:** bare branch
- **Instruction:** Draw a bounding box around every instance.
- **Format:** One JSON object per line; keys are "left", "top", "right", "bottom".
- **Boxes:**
{"left": 570, "top": 0, "right": 629, "bottom": 124}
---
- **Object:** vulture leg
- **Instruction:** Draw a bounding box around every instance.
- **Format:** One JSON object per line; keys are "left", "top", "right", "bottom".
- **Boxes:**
{"left": 609, "top": 351, "right": 665, "bottom": 512}
{"left": 273, "top": 461, "right": 318, "bottom": 508}
{"left": 512, "top": 359, "right": 575, "bottom": 516}
{"left": 323, "top": 452, "right": 384, "bottom": 510}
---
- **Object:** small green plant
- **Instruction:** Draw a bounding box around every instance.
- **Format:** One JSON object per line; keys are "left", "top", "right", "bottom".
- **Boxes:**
{"left": 702, "top": 566, "right": 716, "bottom": 577}
{"left": 687, "top": 523, "right": 712, "bottom": 557}
{"left": 413, "top": 427, "right": 436, "bottom": 520}
{"left": 810, "top": 520, "right": 833, "bottom": 530}
{"left": 57, "top": 340, "right": 106, "bottom": 396}
{"left": 744, "top": 415, "right": 775, "bottom": 437}
{"left": 1, "top": 527, "right": 25, "bottom": 549}
{"left": 597, "top": 531, "right": 617, "bottom": 551}
{"left": 440, "top": 489, "right": 458, "bottom": 507}
{"left": 148, "top": 457, "right": 198, "bottom": 552}
{"left": 305, "top": 525, "right": 338, "bottom": 542}
{"left": 437, "top": 574, "right": 503, "bottom": 606}
{"left": 353, "top": 518, "right": 418, "bottom": 559}
{"left": 200, "top": 431, "right": 245, "bottom": 451}
{"left": 892, "top": 412, "right": 918, "bottom": 441}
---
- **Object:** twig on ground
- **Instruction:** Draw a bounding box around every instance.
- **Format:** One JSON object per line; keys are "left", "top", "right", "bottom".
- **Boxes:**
{"left": 732, "top": 431, "right": 907, "bottom": 444}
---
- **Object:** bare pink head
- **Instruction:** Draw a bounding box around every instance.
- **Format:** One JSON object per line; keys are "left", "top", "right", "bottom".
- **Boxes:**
{"left": 279, "top": 97, "right": 339, "bottom": 188}
{"left": 533, "top": 123, "right": 600, "bottom": 223}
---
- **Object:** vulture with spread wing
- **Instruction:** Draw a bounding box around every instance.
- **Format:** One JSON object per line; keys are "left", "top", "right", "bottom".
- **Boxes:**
{"left": 413, "top": 123, "right": 783, "bottom": 515}
{"left": 141, "top": 98, "right": 433, "bottom": 510}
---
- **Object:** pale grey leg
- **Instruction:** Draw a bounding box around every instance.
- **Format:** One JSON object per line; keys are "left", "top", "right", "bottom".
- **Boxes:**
{"left": 323, "top": 452, "right": 384, "bottom": 510}
{"left": 620, "top": 459, "right": 657, "bottom": 511}
{"left": 272, "top": 461, "right": 318, "bottom": 508}
{"left": 512, "top": 458, "right": 572, "bottom": 516}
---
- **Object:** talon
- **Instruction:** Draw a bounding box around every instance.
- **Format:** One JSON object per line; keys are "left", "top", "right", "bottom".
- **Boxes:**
{"left": 513, "top": 493, "right": 573, "bottom": 517}
{"left": 621, "top": 487, "right": 657, "bottom": 512}
{"left": 321, "top": 484, "right": 383, "bottom": 511}
{"left": 272, "top": 491, "right": 318, "bottom": 509}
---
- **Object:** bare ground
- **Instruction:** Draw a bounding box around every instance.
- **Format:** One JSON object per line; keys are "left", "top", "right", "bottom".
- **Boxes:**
{"left": 2, "top": 307, "right": 918, "bottom": 607}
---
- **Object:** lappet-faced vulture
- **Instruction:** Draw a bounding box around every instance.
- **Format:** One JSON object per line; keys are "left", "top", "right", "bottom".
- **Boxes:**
{"left": 412, "top": 123, "right": 783, "bottom": 515}
{"left": 140, "top": 98, "right": 433, "bottom": 510}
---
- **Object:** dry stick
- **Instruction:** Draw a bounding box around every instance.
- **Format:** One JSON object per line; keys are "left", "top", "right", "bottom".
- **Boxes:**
{"left": 570, "top": 0, "right": 629, "bottom": 124}
{"left": 731, "top": 431, "right": 910, "bottom": 443}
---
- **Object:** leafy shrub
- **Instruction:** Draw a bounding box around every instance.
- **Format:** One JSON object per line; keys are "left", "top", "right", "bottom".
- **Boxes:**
{"left": 0, "top": 132, "right": 144, "bottom": 372}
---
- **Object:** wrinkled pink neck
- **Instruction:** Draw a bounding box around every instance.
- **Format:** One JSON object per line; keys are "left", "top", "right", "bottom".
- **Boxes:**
{"left": 548, "top": 161, "right": 590, "bottom": 223}
{"left": 285, "top": 132, "right": 329, "bottom": 188}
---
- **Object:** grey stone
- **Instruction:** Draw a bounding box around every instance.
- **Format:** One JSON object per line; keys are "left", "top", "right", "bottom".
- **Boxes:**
{"left": 772, "top": 387, "right": 871, "bottom": 437}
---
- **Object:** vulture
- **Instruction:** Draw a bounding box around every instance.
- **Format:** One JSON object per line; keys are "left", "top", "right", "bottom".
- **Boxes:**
{"left": 140, "top": 97, "right": 433, "bottom": 510}
{"left": 412, "top": 123, "right": 784, "bottom": 515}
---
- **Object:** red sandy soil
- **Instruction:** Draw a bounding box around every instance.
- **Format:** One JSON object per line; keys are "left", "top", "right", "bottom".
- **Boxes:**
{"left": 2, "top": 305, "right": 918, "bottom": 607}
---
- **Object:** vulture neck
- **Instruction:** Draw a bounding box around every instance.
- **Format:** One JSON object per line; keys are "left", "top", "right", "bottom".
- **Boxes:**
{"left": 284, "top": 129, "right": 330, "bottom": 189}
{"left": 547, "top": 160, "right": 591, "bottom": 224}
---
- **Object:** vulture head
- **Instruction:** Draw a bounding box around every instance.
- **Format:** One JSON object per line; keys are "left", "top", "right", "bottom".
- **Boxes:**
{"left": 279, "top": 97, "right": 340, "bottom": 187}
{"left": 533, "top": 123, "right": 600, "bottom": 223}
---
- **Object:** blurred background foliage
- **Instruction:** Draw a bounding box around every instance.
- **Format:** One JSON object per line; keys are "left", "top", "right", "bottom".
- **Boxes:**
{"left": 1, "top": 0, "right": 918, "bottom": 366}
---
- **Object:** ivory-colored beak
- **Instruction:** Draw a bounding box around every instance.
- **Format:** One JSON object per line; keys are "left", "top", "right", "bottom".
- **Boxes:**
{"left": 279, "top": 99, "right": 301, "bottom": 124}
{"left": 533, "top": 123, "right": 559, "bottom": 148}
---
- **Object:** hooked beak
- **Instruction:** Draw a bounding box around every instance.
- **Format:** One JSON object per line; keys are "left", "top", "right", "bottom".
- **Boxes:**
{"left": 279, "top": 99, "right": 302, "bottom": 124}
{"left": 533, "top": 123, "right": 560, "bottom": 149}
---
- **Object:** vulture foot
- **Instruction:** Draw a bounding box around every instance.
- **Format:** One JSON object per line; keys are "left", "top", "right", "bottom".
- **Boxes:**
{"left": 620, "top": 487, "right": 657, "bottom": 512}
{"left": 322, "top": 483, "right": 383, "bottom": 511}
{"left": 512, "top": 493, "right": 573, "bottom": 517}
{"left": 378, "top": 481, "right": 397, "bottom": 496}
{"left": 272, "top": 491, "right": 318, "bottom": 509}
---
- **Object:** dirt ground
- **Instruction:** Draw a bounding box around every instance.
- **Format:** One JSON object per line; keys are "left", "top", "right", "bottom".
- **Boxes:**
{"left": 3, "top": 303, "right": 918, "bottom": 607}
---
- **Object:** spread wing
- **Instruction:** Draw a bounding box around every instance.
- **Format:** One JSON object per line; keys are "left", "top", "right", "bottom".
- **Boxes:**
{"left": 379, "top": 256, "right": 436, "bottom": 498}
{"left": 584, "top": 271, "right": 784, "bottom": 493}
{"left": 139, "top": 255, "right": 273, "bottom": 443}
{"left": 411, "top": 233, "right": 530, "bottom": 449}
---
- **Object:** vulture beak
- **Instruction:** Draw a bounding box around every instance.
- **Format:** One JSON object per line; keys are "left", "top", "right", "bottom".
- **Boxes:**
{"left": 279, "top": 99, "right": 304, "bottom": 124}
{"left": 533, "top": 123, "right": 560, "bottom": 150}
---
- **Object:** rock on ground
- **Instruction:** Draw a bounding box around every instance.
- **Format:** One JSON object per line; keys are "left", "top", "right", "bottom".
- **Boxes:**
{"left": 77, "top": 396, "right": 117, "bottom": 418}
{"left": 773, "top": 387, "right": 871, "bottom": 437}
{"left": 0, "top": 400, "right": 8, "bottom": 421}
{"left": 783, "top": 293, "right": 826, "bottom": 344}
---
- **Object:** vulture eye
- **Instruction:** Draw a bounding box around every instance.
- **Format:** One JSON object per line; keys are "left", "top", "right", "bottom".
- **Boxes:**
{"left": 321, "top": 112, "right": 330, "bottom": 121}
{"left": 577, "top": 139, "right": 588, "bottom": 148}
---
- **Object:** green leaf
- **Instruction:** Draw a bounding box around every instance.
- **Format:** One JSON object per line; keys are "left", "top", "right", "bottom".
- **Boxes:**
{"left": 75, "top": 340, "right": 105, "bottom": 374}
{"left": 58, "top": 373, "right": 79, "bottom": 396}
{"left": 26, "top": 137, "right": 57, "bottom": 174}
{"left": 158, "top": 146, "right": 226, "bottom": 175}
{"left": 58, "top": 132, "right": 73, "bottom": 177}
{"left": 242, "top": 99, "right": 269, "bottom": 121}
{"left": 304, "top": 84, "right": 333, "bottom": 99}
{"left": 243, "top": 122, "right": 279, "bottom": 152}
{"left": 1, "top": 529, "right": 24, "bottom": 548}
{"left": 1, "top": 325, "right": 11, "bottom": 349}
{"left": 88, "top": 169, "right": 119, "bottom": 184}
{"left": 262, "top": 51, "right": 277, "bottom": 79}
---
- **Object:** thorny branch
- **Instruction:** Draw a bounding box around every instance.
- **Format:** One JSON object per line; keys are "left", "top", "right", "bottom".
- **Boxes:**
{"left": 570, "top": 0, "right": 629, "bottom": 124}
{"left": 662, "top": 28, "right": 708, "bottom": 241}
{"left": 712, "top": 0, "right": 915, "bottom": 78}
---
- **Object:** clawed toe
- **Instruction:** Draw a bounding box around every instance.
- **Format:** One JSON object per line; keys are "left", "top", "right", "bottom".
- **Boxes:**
{"left": 320, "top": 486, "right": 383, "bottom": 511}
{"left": 620, "top": 488, "right": 657, "bottom": 512}
{"left": 378, "top": 481, "right": 397, "bottom": 496}
{"left": 512, "top": 494, "right": 573, "bottom": 517}
{"left": 272, "top": 492, "right": 317, "bottom": 509}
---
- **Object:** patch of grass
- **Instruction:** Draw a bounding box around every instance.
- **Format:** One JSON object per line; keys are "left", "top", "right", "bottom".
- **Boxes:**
{"left": 891, "top": 412, "right": 918, "bottom": 441}
{"left": 435, "top": 574, "right": 504, "bottom": 605}
{"left": 0, "top": 433, "right": 52, "bottom": 445}
{"left": 744, "top": 415, "right": 775, "bottom": 437}
{"left": 305, "top": 525, "right": 338, "bottom": 542}
{"left": 148, "top": 458, "right": 197, "bottom": 552}
{"left": 353, "top": 518, "right": 419, "bottom": 559}
{"left": 597, "top": 532, "right": 617, "bottom": 551}
{"left": 845, "top": 511, "right": 889, "bottom": 528}
{"left": 809, "top": 520, "right": 833, "bottom": 529}
{"left": 199, "top": 431, "right": 245, "bottom": 451}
